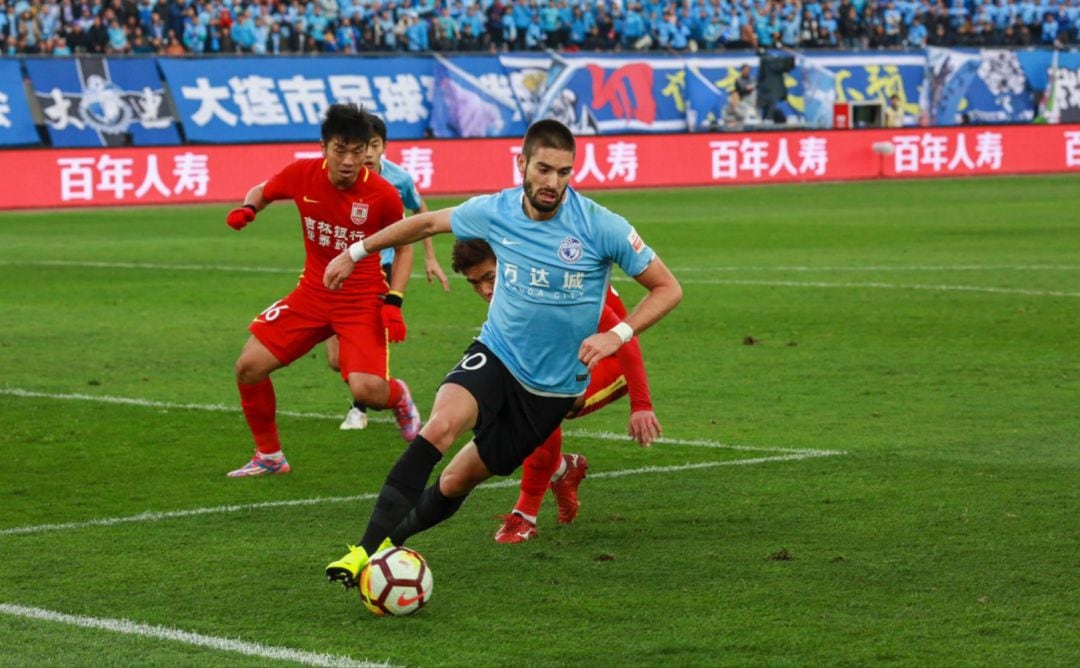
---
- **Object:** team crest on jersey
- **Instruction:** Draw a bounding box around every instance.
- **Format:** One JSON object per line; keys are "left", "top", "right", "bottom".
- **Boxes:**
{"left": 558, "top": 236, "right": 584, "bottom": 264}
{"left": 351, "top": 202, "right": 369, "bottom": 225}
{"left": 627, "top": 228, "right": 645, "bottom": 253}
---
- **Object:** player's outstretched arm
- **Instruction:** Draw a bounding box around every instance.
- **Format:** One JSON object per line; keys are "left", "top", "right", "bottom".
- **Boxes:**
{"left": 578, "top": 257, "right": 682, "bottom": 369}
{"left": 324, "top": 208, "right": 454, "bottom": 291}
{"left": 225, "top": 183, "right": 269, "bottom": 231}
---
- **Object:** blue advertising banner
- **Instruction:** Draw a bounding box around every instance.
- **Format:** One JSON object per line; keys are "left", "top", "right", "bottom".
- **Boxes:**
{"left": 963, "top": 49, "right": 1034, "bottom": 124}
{"left": 499, "top": 53, "right": 555, "bottom": 124}
{"left": 430, "top": 54, "right": 526, "bottom": 138}
{"left": 799, "top": 56, "right": 838, "bottom": 129}
{"left": 26, "top": 57, "right": 180, "bottom": 147}
{"left": 1045, "top": 51, "right": 1080, "bottom": 123}
{"left": 0, "top": 60, "right": 39, "bottom": 146}
{"left": 926, "top": 47, "right": 982, "bottom": 126}
{"left": 159, "top": 56, "right": 434, "bottom": 143}
{"left": 785, "top": 52, "right": 925, "bottom": 125}
{"left": 532, "top": 54, "right": 690, "bottom": 134}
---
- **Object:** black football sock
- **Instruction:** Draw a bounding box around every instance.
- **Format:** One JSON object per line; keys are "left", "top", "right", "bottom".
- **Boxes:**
{"left": 389, "top": 478, "right": 468, "bottom": 546}
{"left": 359, "top": 435, "right": 442, "bottom": 555}
{"left": 351, "top": 400, "right": 367, "bottom": 412}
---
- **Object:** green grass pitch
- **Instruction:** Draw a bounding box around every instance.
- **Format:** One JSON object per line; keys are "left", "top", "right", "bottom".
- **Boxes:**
{"left": 1, "top": 175, "right": 1078, "bottom": 666}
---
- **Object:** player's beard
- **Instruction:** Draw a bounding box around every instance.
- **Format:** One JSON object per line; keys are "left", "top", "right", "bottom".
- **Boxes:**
{"left": 524, "top": 181, "right": 564, "bottom": 214}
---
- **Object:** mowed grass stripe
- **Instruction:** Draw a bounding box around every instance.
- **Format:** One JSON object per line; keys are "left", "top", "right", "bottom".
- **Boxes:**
{"left": 0, "top": 603, "right": 390, "bottom": 668}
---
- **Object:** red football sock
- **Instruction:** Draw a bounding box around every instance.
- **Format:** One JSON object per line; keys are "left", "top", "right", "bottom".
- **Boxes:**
{"left": 386, "top": 377, "right": 405, "bottom": 408}
{"left": 238, "top": 378, "right": 281, "bottom": 456}
{"left": 515, "top": 427, "right": 562, "bottom": 518}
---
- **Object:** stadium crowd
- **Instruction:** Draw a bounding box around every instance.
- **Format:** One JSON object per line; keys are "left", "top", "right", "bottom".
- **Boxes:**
{"left": 3, "top": 0, "right": 1078, "bottom": 56}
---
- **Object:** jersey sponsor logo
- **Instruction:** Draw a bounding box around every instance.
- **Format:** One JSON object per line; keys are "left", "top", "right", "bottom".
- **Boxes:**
{"left": 627, "top": 228, "right": 645, "bottom": 253}
{"left": 302, "top": 195, "right": 319, "bottom": 203}
{"left": 351, "top": 202, "right": 369, "bottom": 225}
{"left": 558, "top": 236, "right": 584, "bottom": 264}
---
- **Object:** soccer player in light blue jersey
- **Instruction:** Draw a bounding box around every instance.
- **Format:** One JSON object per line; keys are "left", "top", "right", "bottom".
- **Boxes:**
{"left": 326, "top": 112, "right": 451, "bottom": 432}
{"left": 322, "top": 120, "right": 682, "bottom": 588}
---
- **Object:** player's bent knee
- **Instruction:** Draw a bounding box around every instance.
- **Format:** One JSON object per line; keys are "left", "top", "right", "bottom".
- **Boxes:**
{"left": 347, "top": 374, "right": 389, "bottom": 406}
{"left": 235, "top": 357, "right": 268, "bottom": 384}
{"left": 419, "top": 414, "right": 468, "bottom": 451}
{"left": 438, "top": 464, "right": 487, "bottom": 497}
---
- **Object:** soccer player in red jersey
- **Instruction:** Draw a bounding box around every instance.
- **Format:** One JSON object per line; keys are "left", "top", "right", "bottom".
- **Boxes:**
{"left": 224, "top": 103, "right": 422, "bottom": 478}
{"left": 449, "top": 239, "right": 661, "bottom": 543}
{"left": 327, "top": 111, "right": 450, "bottom": 433}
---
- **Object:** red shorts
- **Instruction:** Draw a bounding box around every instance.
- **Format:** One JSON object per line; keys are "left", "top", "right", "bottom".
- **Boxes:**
{"left": 248, "top": 283, "right": 387, "bottom": 381}
{"left": 574, "top": 355, "right": 628, "bottom": 419}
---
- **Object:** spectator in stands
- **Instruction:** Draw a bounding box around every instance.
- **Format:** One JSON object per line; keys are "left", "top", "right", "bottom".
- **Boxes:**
{"left": 130, "top": 24, "right": 152, "bottom": 51}
{"left": 621, "top": 2, "right": 647, "bottom": 49}
{"left": 1040, "top": 12, "right": 1060, "bottom": 45}
{"left": 907, "top": 16, "right": 929, "bottom": 47}
{"left": 182, "top": 8, "right": 206, "bottom": 52}
{"left": 839, "top": 4, "right": 863, "bottom": 48}
{"left": 5, "top": 0, "right": 1071, "bottom": 55}
{"left": 86, "top": 13, "right": 108, "bottom": 52}
{"left": 800, "top": 8, "right": 821, "bottom": 46}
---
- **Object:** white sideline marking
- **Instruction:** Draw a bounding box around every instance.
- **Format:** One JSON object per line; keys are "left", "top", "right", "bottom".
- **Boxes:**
{"left": 674, "top": 278, "right": 1080, "bottom": 299}
{"left": 0, "top": 388, "right": 394, "bottom": 425}
{"left": 0, "top": 452, "right": 840, "bottom": 538}
{"left": 0, "top": 387, "right": 818, "bottom": 453}
{"left": 0, "top": 604, "right": 388, "bottom": 668}
{"left": 3, "top": 260, "right": 1076, "bottom": 298}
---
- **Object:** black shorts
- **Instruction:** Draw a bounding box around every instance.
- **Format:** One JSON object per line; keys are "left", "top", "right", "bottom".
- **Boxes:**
{"left": 441, "top": 341, "right": 577, "bottom": 476}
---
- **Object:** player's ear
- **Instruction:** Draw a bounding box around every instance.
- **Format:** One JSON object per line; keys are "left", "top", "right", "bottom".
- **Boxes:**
{"left": 516, "top": 152, "right": 527, "bottom": 177}
{"left": 320, "top": 140, "right": 329, "bottom": 158}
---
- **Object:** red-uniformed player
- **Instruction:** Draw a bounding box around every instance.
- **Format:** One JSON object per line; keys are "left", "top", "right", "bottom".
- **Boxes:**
{"left": 224, "top": 103, "right": 421, "bottom": 478}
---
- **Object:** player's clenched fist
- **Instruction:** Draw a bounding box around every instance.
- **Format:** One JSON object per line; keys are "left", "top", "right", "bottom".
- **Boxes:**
{"left": 226, "top": 204, "right": 257, "bottom": 230}
{"left": 381, "top": 292, "right": 407, "bottom": 343}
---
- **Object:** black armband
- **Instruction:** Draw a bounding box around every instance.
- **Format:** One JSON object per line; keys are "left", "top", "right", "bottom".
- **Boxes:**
{"left": 384, "top": 291, "right": 404, "bottom": 308}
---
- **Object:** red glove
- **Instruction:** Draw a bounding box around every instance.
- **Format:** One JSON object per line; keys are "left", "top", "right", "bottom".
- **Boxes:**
{"left": 226, "top": 204, "right": 257, "bottom": 230}
{"left": 382, "top": 292, "right": 407, "bottom": 343}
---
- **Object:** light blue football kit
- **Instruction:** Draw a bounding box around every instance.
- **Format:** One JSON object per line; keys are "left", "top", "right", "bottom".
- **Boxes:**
{"left": 378, "top": 158, "right": 424, "bottom": 267}
{"left": 451, "top": 186, "right": 656, "bottom": 397}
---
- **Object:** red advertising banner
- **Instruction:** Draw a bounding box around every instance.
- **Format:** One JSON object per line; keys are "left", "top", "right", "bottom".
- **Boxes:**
{"left": 2, "top": 125, "right": 1078, "bottom": 210}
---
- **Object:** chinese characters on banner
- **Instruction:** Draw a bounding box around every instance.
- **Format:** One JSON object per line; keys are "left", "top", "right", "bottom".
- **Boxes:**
{"left": 57, "top": 153, "right": 210, "bottom": 202}
{"left": 1, "top": 126, "right": 1077, "bottom": 210}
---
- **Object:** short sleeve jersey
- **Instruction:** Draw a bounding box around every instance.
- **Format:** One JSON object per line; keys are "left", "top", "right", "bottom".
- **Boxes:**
{"left": 263, "top": 159, "right": 404, "bottom": 296}
{"left": 451, "top": 186, "right": 655, "bottom": 396}
{"left": 378, "top": 157, "right": 423, "bottom": 266}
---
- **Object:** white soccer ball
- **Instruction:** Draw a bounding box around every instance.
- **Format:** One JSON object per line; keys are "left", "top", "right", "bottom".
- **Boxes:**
{"left": 358, "top": 546, "right": 433, "bottom": 617}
